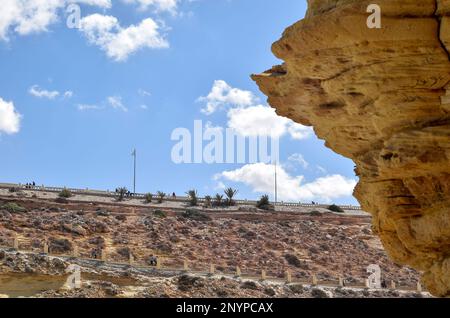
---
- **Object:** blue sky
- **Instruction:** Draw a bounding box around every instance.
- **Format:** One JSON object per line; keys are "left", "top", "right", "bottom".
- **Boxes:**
{"left": 0, "top": 0, "right": 358, "bottom": 205}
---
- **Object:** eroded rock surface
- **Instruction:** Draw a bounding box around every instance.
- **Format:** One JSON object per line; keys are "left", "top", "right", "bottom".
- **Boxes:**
{"left": 252, "top": 0, "right": 450, "bottom": 297}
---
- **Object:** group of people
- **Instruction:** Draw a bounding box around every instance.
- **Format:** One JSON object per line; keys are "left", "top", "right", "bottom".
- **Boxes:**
{"left": 24, "top": 181, "right": 36, "bottom": 189}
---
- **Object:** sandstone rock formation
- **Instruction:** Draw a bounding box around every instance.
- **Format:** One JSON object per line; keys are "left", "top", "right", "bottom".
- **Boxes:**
{"left": 252, "top": 0, "right": 450, "bottom": 297}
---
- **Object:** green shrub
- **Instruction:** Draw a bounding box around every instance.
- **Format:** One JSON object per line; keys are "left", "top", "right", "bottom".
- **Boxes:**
{"left": 241, "top": 281, "right": 258, "bottom": 290}
{"left": 55, "top": 197, "right": 68, "bottom": 204}
{"left": 256, "top": 195, "right": 274, "bottom": 211}
{"left": 264, "top": 287, "right": 276, "bottom": 296}
{"left": 289, "top": 284, "right": 304, "bottom": 294}
{"left": 145, "top": 193, "right": 153, "bottom": 203}
{"left": 117, "top": 187, "right": 128, "bottom": 201}
{"left": 2, "top": 202, "right": 26, "bottom": 213}
{"left": 182, "top": 209, "right": 211, "bottom": 222}
{"left": 284, "top": 253, "right": 302, "bottom": 268}
{"left": 186, "top": 190, "right": 198, "bottom": 207}
{"left": 309, "top": 210, "right": 322, "bottom": 217}
{"left": 177, "top": 275, "right": 203, "bottom": 291}
{"left": 311, "top": 288, "right": 330, "bottom": 298}
{"left": 157, "top": 191, "right": 166, "bottom": 204}
{"left": 328, "top": 204, "right": 344, "bottom": 213}
{"left": 59, "top": 188, "right": 72, "bottom": 198}
{"left": 153, "top": 210, "right": 167, "bottom": 218}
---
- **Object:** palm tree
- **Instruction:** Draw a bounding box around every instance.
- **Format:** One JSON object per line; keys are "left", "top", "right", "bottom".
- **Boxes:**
{"left": 214, "top": 194, "right": 224, "bottom": 207}
{"left": 224, "top": 187, "right": 238, "bottom": 206}
{"left": 157, "top": 191, "right": 166, "bottom": 203}
{"left": 186, "top": 189, "right": 198, "bottom": 206}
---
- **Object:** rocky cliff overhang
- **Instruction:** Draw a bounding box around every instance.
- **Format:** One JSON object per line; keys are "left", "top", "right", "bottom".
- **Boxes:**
{"left": 252, "top": 0, "right": 450, "bottom": 297}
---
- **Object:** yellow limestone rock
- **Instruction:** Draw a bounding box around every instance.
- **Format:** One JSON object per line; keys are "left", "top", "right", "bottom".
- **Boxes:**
{"left": 253, "top": 0, "right": 450, "bottom": 297}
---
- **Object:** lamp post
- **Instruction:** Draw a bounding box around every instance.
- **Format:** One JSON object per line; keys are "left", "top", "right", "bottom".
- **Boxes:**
{"left": 132, "top": 149, "right": 136, "bottom": 194}
{"left": 274, "top": 160, "right": 278, "bottom": 205}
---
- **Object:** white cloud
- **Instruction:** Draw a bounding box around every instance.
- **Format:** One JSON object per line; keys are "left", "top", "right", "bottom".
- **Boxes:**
{"left": 29, "top": 85, "right": 74, "bottom": 100}
{"left": 107, "top": 95, "right": 128, "bottom": 111}
{"left": 29, "top": 85, "right": 60, "bottom": 99}
{"left": 122, "top": 0, "right": 179, "bottom": 13}
{"left": 227, "top": 105, "right": 313, "bottom": 140}
{"left": 216, "top": 163, "right": 357, "bottom": 203}
{"left": 63, "top": 90, "right": 74, "bottom": 99}
{"left": 0, "top": 97, "right": 22, "bottom": 135}
{"left": 288, "top": 153, "right": 309, "bottom": 169}
{"left": 77, "top": 103, "right": 102, "bottom": 111}
{"left": 138, "top": 89, "right": 151, "bottom": 97}
{"left": 288, "top": 124, "right": 314, "bottom": 140}
{"left": 76, "top": 0, "right": 112, "bottom": 8}
{"left": 317, "top": 165, "right": 327, "bottom": 174}
{"left": 79, "top": 14, "right": 169, "bottom": 61}
{"left": 0, "top": 1, "right": 183, "bottom": 61}
{"left": 0, "top": 0, "right": 64, "bottom": 40}
{"left": 198, "top": 80, "right": 313, "bottom": 140}
{"left": 140, "top": 104, "right": 148, "bottom": 110}
{"left": 199, "top": 80, "right": 257, "bottom": 115}
{"left": 77, "top": 95, "right": 129, "bottom": 112}
{"left": 0, "top": 0, "right": 111, "bottom": 41}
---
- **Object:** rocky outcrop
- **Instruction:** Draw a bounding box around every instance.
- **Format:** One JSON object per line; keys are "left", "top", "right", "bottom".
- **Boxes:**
{"left": 252, "top": 0, "right": 450, "bottom": 297}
